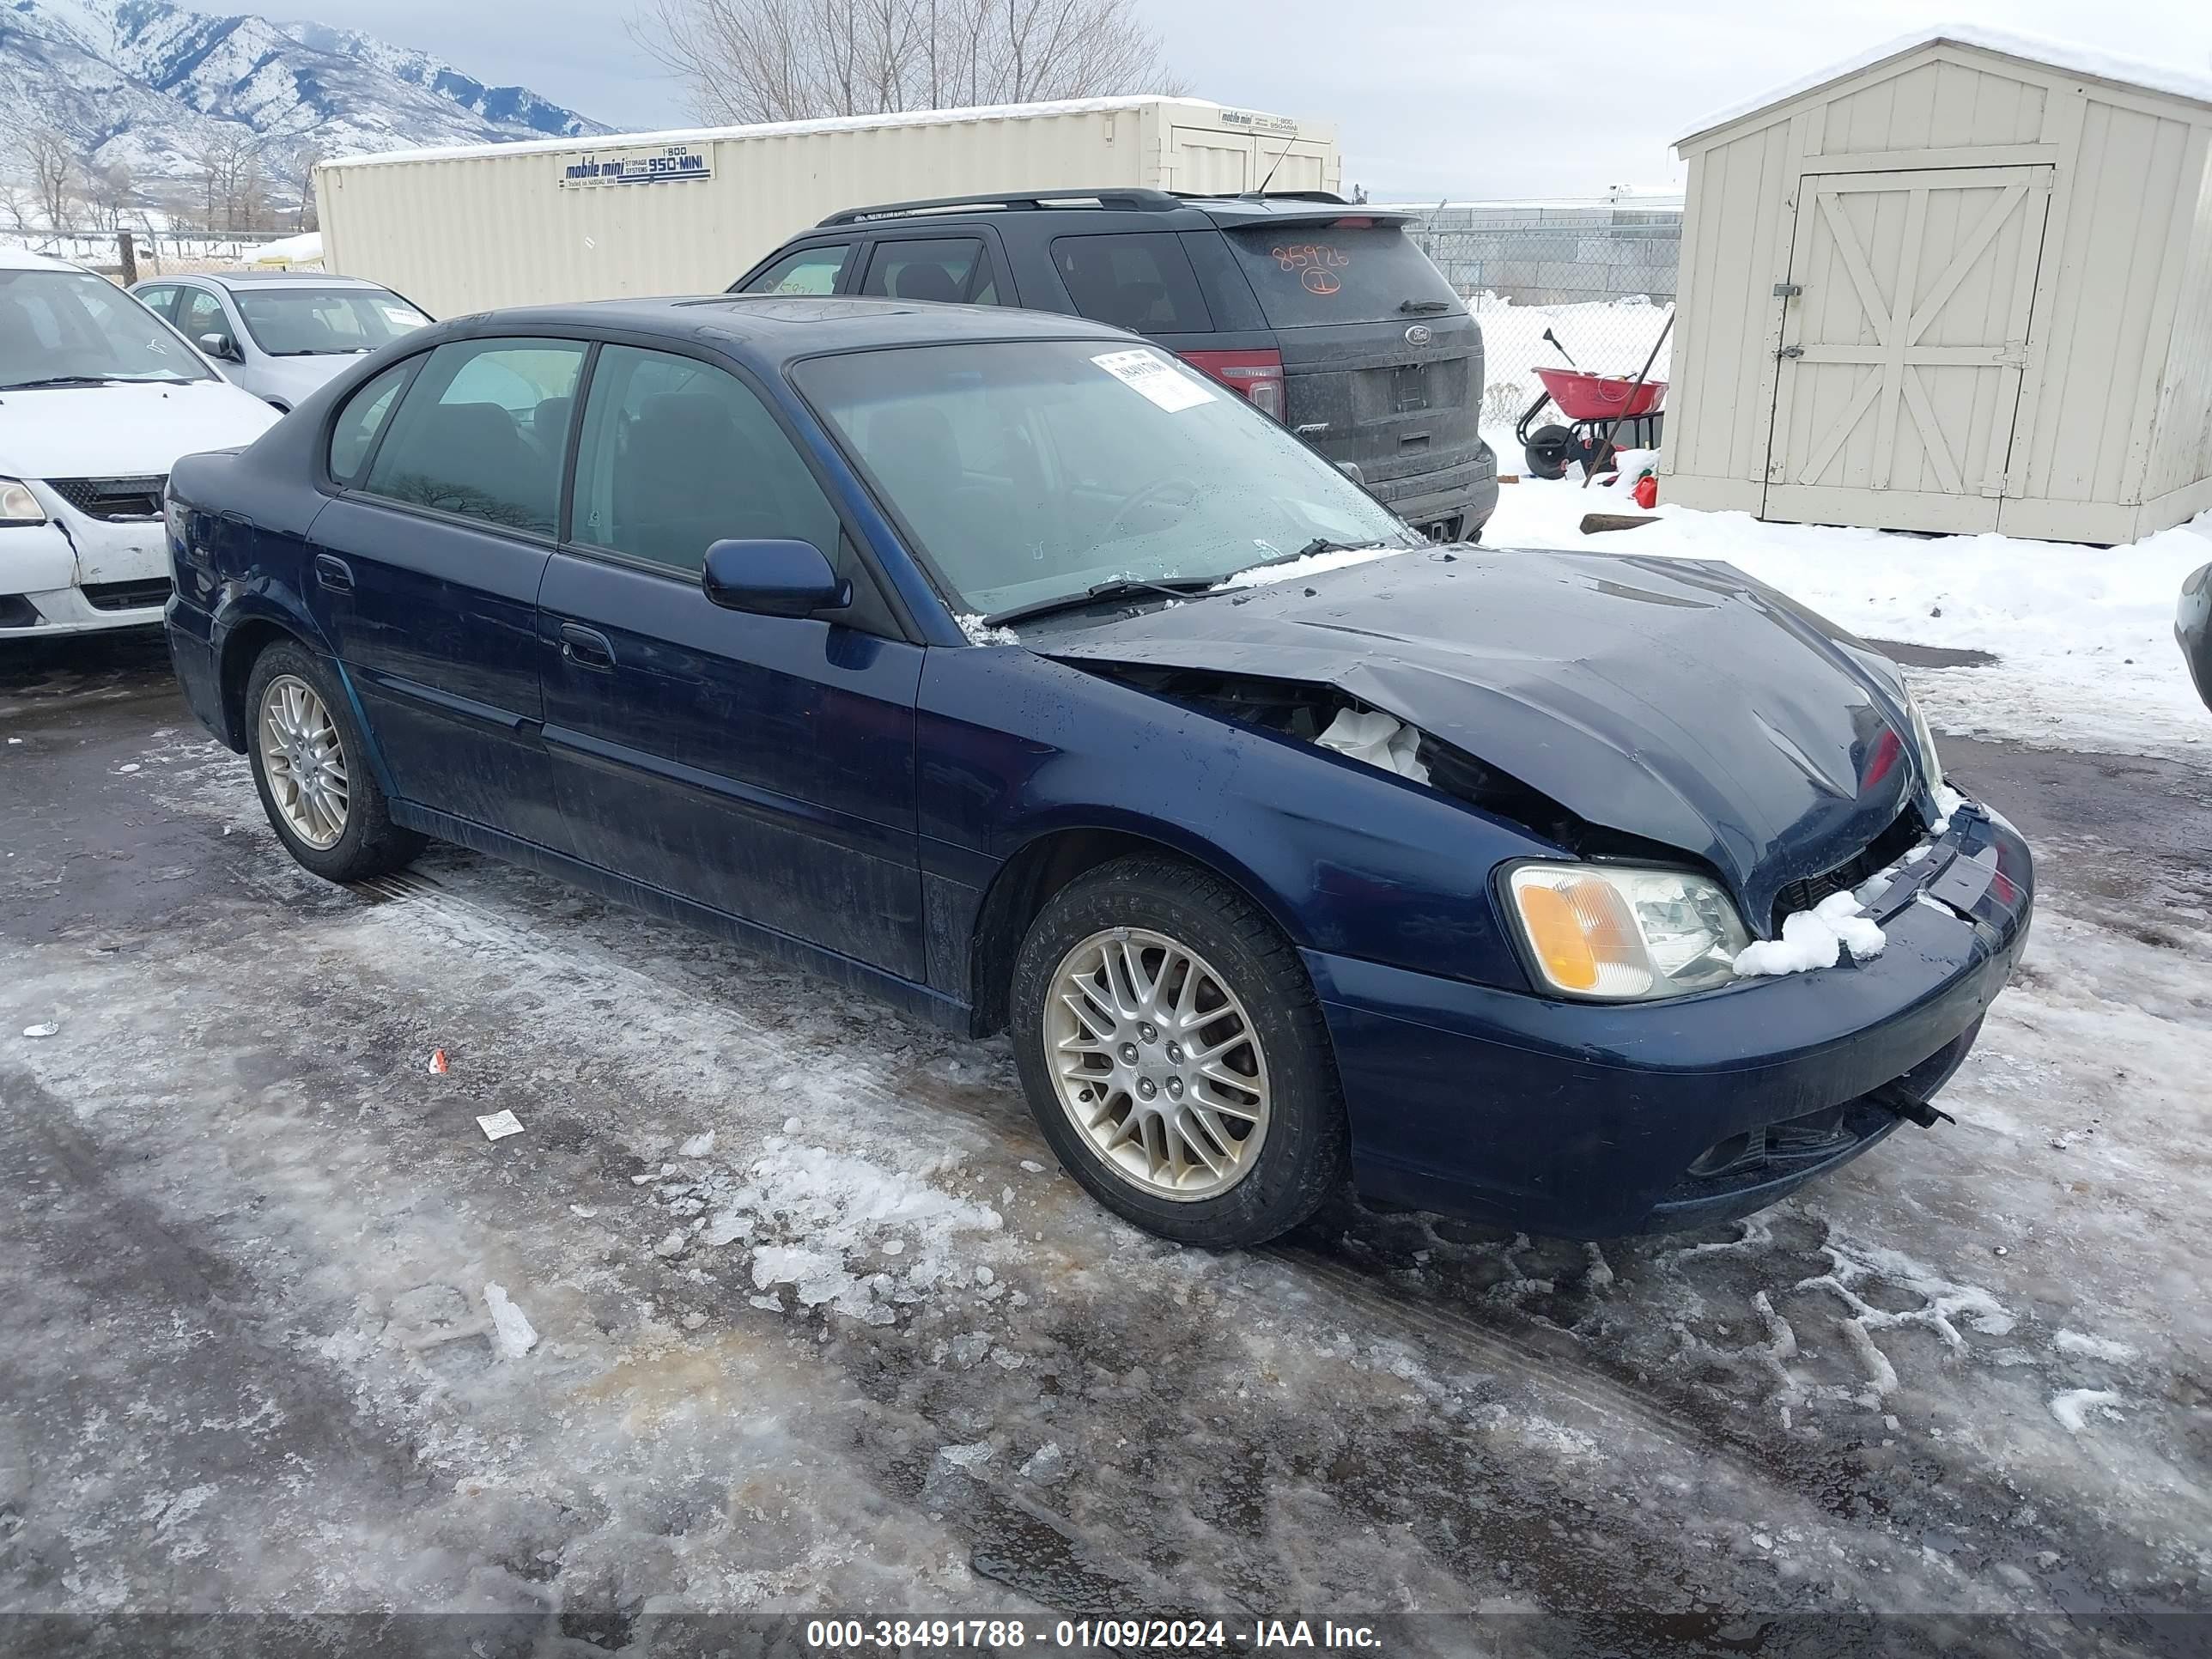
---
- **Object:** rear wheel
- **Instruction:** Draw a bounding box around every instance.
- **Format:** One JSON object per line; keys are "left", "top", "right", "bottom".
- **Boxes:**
{"left": 1009, "top": 855, "right": 1348, "bottom": 1248}
{"left": 245, "top": 640, "right": 422, "bottom": 883}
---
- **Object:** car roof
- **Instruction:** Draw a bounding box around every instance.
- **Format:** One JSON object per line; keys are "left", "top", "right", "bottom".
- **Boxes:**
{"left": 151, "top": 271, "right": 386, "bottom": 290}
{"left": 424, "top": 294, "right": 1133, "bottom": 370}
{"left": 0, "top": 246, "right": 89, "bottom": 273}
{"left": 811, "top": 188, "right": 1407, "bottom": 233}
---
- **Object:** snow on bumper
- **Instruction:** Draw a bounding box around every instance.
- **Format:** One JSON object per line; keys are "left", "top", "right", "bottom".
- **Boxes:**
{"left": 1306, "top": 808, "right": 2033, "bottom": 1237}
{"left": 1, "top": 514, "right": 170, "bottom": 636}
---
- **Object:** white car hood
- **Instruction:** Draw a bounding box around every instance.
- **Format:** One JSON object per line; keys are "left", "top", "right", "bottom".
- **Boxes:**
{"left": 0, "top": 379, "right": 280, "bottom": 479}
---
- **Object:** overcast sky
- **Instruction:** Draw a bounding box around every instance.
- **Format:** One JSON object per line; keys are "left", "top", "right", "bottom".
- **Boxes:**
{"left": 270, "top": 0, "right": 2212, "bottom": 200}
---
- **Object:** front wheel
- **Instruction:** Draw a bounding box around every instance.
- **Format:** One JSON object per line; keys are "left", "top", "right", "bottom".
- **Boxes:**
{"left": 244, "top": 640, "right": 423, "bottom": 883}
{"left": 1008, "top": 855, "right": 1349, "bottom": 1248}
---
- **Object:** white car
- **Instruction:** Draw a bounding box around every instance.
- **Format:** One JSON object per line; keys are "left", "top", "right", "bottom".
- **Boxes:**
{"left": 130, "top": 271, "right": 431, "bottom": 412}
{"left": 2, "top": 246, "right": 280, "bottom": 636}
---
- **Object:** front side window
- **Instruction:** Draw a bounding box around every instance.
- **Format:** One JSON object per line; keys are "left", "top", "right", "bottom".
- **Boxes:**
{"left": 234, "top": 288, "right": 431, "bottom": 356}
{"left": 178, "top": 289, "right": 228, "bottom": 345}
{"left": 0, "top": 268, "right": 216, "bottom": 389}
{"left": 362, "top": 337, "right": 586, "bottom": 535}
{"left": 860, "top": 239, "right": 999, "bottom": 305}
{"left": 571, "top": 345, "right": 838, "bottom": 574}
{"left": 795, "top": 340, "right": 1414, "bottom": 621}
{"left": 1050, "top": 234, "right": 1213, "bottom": 335}
{"left": 743, "top": 244, "right": 854, "bottom": 296}
{"left": 328, "top": 362, "right": 415, "bottom": 486}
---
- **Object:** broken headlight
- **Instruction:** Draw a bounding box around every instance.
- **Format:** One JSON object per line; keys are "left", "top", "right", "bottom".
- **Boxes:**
{"left": 1505, "top": 863, "right": 1751, "bottom": 1001}
{"left": 1904, "top": 689, "right": 1945, "bottom": 799}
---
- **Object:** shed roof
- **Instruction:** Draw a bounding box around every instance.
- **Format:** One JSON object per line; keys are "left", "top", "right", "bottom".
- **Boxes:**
{"left": 1677, "top": 22, "right": 2212, "bottom": 149}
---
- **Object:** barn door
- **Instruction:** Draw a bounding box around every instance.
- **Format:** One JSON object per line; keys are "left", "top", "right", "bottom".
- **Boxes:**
{"left": 1765, "top": 166, "right": 2051, "bottom": 533}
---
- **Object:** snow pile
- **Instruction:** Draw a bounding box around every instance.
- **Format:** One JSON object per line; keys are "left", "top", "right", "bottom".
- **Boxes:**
{"left": 2048, "top": 1388, "right": 2124, "bottom": 1434}
{"left": 1316, "top": 708, "right": 1429, "bottom": 783}
{"left": 1214, "top": 544, "right": 1407, "bottom": 590}
{"left": 956, "top": 613, "right": 1020, "bottom": 646}
{"left": 1482, "top": 477, "right": 2212, "bottom": 757}
{"left": 645, "top": 1139, "right": 1006, "bottom": 1328}
{"left": 1733, "top": 892, "right": 1886, "bottom": 978}
{"left": 481, "top": 1283, "right": 538, "bottom": 1359}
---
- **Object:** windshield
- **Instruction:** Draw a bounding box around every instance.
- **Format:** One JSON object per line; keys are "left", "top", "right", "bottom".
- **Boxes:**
{"left": 0, "top": 268, "right": 214, "bottom": 389}
{"left": 234, "top": 288, "right": 431, "bottom": 356}
{"left": 793, "top": 340, "right": 1418, "bottom": 620}
{"left": 1224, "top": 223, "right": 1462, "bottom": 328}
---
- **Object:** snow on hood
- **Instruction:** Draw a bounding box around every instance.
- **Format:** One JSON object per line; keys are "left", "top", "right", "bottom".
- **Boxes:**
{"left": 0, "top": 379, "right": 280, "bottom": 480}
{"left": 1045, "top": 546, "right": 1930, "bottom": 930}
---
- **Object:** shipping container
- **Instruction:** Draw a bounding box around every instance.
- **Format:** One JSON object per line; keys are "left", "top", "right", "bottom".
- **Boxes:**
{"left": 317, "top": 96, "right": 1339, "bottom": 319}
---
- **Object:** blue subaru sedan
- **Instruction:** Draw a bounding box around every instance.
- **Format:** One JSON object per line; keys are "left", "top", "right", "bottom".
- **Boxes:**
{"left": 163, "top": 298, "right": 2033, "bottom": 1248}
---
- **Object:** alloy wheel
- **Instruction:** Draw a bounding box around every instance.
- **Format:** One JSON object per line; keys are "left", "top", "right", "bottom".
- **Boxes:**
{"left": 1044, "top": 926, "right": 1271, "bottom": 1200}
{"left": 258, "top": 673, "right": 349, "bottom": 850}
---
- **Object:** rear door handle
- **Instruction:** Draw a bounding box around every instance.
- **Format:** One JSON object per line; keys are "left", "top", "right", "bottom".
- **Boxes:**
{"left": 313, "top": 553, "right": 353, "bottom": 593}
{"left": 559, "top": 622, "right": 616, "bottom": 669}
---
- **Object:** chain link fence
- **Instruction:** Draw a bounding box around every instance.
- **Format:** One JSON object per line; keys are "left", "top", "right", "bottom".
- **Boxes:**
{"left": 1395, "top": 200, "right": 1682, "bottom": 457}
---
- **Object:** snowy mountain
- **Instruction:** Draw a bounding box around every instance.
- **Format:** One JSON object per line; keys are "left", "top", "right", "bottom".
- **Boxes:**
{"left": 1, "top": 0, "right": 610, "bottom": 210}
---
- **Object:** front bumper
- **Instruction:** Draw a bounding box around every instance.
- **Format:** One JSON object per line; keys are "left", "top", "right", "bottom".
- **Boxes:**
{"left": 0, "top": 513, "right": 170, "bottom": 637}
{"left": 1309, "top": 809, "right": 2033, "bottom": 1237}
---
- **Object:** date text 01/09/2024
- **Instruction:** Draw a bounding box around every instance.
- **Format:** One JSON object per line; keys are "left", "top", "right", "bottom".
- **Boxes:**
{"left": 804, "top": 1620, "right": 1382, "bottom": 1650}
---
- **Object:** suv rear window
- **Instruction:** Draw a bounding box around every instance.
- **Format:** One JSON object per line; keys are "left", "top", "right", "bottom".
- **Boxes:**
{"left": 1049, "top": 233, "right": 1212, "bottom": 335}
{"left": 1224, "top": 224, "right": 1462, "bottom": 328}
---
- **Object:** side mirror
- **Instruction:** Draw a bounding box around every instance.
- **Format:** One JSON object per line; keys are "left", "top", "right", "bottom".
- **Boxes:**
{"left": 198, "top": 331, "right": 240, "bottom": 362}
{"left": 701, "top": 538, "right": 850, "bottom": 618}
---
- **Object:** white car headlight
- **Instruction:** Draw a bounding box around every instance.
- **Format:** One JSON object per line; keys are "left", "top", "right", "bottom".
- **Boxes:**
{"left": 0, "top": 478, "right": 45, "bottom": 526}
{"left": 1505, "top": 862, "right": 1751, "bottom": 1001}
{"left": 1904, "top": 690, "right": 1945, "bottom": 797}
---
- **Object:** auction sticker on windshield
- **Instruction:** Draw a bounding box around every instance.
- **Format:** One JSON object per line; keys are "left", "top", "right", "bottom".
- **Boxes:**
{"left": 1091, "top": 349, "right": 1215, "bottom": 412}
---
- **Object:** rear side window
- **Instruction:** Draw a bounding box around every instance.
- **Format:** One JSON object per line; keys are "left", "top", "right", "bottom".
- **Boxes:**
{"left": 362, "top": 337, "right": 586, "bottom": 535}
{"left": 860, "top": 238, "right": 1001, "bottom": 305}
{"left": 571, "top": 344, "right": 839, "bottom": 573}
{"left": 135, "top": 284, "right": 179, "bottom": 322}
{"left": 1049, "top": 233, "right": 1213, "bottom": 335}
{"left": 744, "top": 244, "right": 854, "bottom": 296}
{"left": 1224, "top": 224, "right": 1462, "bottom": 327}
{"left": 327, "top": 362, "right": 414, "bottom": 486}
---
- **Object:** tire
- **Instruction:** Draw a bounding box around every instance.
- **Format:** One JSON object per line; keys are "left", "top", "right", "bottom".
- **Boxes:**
{"left": 244, "top": 639, "right": 423, "bottom": 884}
{"left": 1523, "top": 423, "right": 1575, "bottom": 480}
{"left": 1008, "top": 854, "right": 1349, "bottom": 1248}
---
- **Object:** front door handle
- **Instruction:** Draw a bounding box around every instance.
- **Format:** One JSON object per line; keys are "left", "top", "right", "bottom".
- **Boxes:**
{"left": 559, "top": 622, "right": 616, "bottom": 669}
{"left": 313, "top": 553, "right": 354, "bottom": 593}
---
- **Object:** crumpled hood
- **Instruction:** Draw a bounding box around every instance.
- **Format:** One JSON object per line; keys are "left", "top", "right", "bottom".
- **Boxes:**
{"left": 0, "top": 380, "right": 279, "bottom": 479}
{"left": 1044, "top": 546, "right": 1929, "bottom": 930}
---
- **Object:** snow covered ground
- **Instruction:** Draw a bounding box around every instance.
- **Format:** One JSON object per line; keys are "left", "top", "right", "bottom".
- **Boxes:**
{"left": 1482, "top": 470, "right": 2212, "bottom": 758}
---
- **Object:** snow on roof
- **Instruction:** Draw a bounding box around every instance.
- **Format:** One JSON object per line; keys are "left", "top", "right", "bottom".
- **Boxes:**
{"left": 321, "top": 94, "right": 1301, "bottom": 171}
{"left": 1678, "top": 21, "right": 2212, "bottom": 147}
{"left": 0, "top": 245, "right": 82, "bottom": 272}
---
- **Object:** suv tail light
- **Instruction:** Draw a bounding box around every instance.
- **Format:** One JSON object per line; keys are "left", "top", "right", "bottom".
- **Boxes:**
{"left": 1180, "top": 349, "right": 1285, "bottom": 422}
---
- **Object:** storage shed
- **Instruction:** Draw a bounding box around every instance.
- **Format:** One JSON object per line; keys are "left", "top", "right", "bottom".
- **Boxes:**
{"left": 1662, "top": 26, "right": 2212, "bottom": 543}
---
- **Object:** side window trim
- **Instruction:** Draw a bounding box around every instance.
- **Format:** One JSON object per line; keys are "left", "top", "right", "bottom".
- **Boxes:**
{"left": 325, "top": 354, "right": 427, "bottom": 494}
{"left": 350, "top": 335, "right": 592, "bottom": 544}
{"left": 550, "top": 336, "right": 917, "bottom": 641}
{"left": 554, "top": 341, "right": 602, "bottom": 544}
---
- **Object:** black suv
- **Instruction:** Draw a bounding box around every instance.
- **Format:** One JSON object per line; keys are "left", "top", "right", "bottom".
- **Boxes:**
{"left": 731, "top": 189, "right": 1496, "bottom": 542}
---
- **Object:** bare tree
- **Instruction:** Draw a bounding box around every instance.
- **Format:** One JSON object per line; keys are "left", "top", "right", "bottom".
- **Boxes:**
{"left": 293, "top": 143, "right": 324, "bottom": 231}
{"left": 191, "top": 127, "right": 267, "bottom": 234}
{"left": 84, "top": 159, "right": 137, "bottom": 232}
{"left": 629, "top": 0, "right": 1177, "bottom": 125}
{"left": 0, "top": 176, "right": 35, "bottom": 234}
{"left": 21, "top": 125, "right": 79, "bottom": 229}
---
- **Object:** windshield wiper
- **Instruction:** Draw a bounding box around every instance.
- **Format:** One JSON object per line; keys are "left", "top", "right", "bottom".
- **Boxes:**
{"left": 984, "top": 575, "right": 1216, "bottom": 629}
{"left": 0, "top": 374, "right": 131, "bottom": 391}
{"left": 1399, "top": 299, "right": 1453, "bottom": 314}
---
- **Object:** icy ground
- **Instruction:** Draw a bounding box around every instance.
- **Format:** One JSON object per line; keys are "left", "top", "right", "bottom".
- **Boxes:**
{"left": 1, "top": 641, "right": 2207, "bottom": 1643}
{"left": 1480, "top": 473, "right": 2212, "bottom": 761}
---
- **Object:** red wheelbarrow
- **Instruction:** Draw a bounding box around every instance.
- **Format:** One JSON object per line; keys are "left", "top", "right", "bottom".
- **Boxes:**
{"left": 1517, "top": 362, "right": 1667, "bottom": 480}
